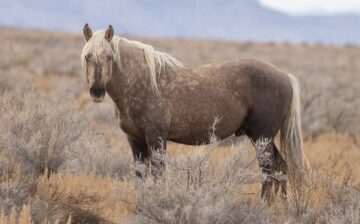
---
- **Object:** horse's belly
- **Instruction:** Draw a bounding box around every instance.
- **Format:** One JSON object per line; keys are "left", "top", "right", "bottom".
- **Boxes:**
{"left": 168, "top": 107, "right": 246, "bottom": 145}
{"left": 169, "top": 131, "right": 234, "bottom": 145}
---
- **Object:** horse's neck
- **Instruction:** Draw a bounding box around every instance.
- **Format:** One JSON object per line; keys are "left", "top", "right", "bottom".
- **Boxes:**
{"left": 106, "top": 49, "right": 155, "bottom": 113}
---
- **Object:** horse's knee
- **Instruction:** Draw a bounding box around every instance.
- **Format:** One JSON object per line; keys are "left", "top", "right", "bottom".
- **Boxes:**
{"left": 150, "top": 157, "right": 166, "bottom": 177}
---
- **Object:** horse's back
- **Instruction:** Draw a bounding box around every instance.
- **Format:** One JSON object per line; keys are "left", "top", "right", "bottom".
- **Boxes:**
{"left": 195, "top": 58, "right": 292, "bottom": 112}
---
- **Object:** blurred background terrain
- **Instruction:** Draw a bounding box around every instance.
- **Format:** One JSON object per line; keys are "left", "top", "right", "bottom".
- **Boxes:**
{"left": 2, "top": 0, "right": 360, "bottom": 44}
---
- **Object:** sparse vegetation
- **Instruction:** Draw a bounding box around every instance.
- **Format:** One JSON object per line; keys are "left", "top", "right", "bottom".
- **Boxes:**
{"left": 0, "top": 28, "right": 359, "bottom": 223}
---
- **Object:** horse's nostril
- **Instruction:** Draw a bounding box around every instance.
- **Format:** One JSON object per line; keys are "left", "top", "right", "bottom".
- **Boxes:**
{"left": 90, "top": 87, "right": 105, "bottom": 97}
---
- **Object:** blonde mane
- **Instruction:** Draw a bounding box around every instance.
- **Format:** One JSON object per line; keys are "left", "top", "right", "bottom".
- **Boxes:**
{"left": 81, "top": 30, "right": 185, "bottom": 95}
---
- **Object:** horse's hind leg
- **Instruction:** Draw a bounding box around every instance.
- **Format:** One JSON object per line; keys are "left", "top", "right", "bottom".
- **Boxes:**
{"left": 253, "top": 137, "right": 276, "bottom": 202}
{"left": 254, "top": 138, "right": 288, "bottom": 202}
{"left": 244, "top": 108, "right": 287, "bottom": 202}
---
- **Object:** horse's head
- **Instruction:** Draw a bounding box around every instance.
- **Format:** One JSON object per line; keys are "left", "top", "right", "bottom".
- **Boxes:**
{"left": 81, "top": 24, "right": 115, "bottom": 103}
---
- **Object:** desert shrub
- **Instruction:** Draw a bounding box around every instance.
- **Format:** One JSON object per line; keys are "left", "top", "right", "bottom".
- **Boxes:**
{"left": 129, "top": 135, "right": 360, "bottom": 224}
{"left": 276, "top": 169, "right": 360, "bottom": 224}
{"left": 0, "top": 80, "right": 12, "bottom": 94}
{"left": 0, "top": 89, "right": 86, "bottom": 176}
{"left": 0, "top": 178, "right": 36, "bottom": 217}
{"left": 0, "top": 88, "right": 135, "bottom": 222}
{"left": 129, "top": 138, "right": 274, "bottom": 224}
{"left": 0, "top": 88, "right": 85, "bottom": 221}
{"left": 65, "top": 129, "right": 133, "bottom": 178}
{"left": 321, "top": 183, "right": 360, "bottom": 223}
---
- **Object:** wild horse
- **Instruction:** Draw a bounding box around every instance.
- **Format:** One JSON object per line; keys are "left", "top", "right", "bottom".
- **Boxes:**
{"left": 81, "top": 24, "right": 310, "bottom": 201}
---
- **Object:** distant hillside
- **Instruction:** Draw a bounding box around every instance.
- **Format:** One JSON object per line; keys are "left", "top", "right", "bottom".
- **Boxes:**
{"left": 1, "top": 0, "right": 360, "bottom": 44}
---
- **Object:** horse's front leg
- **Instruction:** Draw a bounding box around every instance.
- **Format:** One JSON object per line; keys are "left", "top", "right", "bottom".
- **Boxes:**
{"left": 127, "top": 135, "right": 150, "bottom": 178}
{"left": 145, "top": 129, "right": 168, "bottom": 177}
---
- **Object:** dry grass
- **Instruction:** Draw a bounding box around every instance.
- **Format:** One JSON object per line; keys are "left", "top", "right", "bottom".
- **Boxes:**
{"left": 0, "top": 171, "right": 135, "bottom": 224}
{"left": 0, "top": 28, "right": 359, "bottom": 223}
{"left": 33, "top": 171, "right": 136, "bottom": 223}
{"left": 305, "top": 133, "right": 360, "bottom": 184}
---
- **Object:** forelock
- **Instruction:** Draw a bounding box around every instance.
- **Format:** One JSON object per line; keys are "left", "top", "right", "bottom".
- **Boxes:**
{"left": 81, "top": 30, "right": 114, "bottom": 67}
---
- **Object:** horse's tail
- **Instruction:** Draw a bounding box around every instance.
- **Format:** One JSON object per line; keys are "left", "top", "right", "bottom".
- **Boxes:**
{"left": 281, "top": 74, "right": 310, "bottom": 180}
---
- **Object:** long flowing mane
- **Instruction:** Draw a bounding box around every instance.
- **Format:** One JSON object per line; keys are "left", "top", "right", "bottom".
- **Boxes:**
{"left": 81, "top": 30, "right": 185, "bottom": 94}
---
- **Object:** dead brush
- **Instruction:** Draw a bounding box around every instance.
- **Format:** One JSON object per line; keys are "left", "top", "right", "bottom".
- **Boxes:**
{"left": 31, "top": 171, "right": 135, "bottom": 223}
{"left": 0, "top": 88, "right": 86, "bottom": 176}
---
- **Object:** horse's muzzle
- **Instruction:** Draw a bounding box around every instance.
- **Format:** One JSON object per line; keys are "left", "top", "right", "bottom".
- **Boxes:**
{"left": 90, "top": 86, "right": 106, "bottom": 103}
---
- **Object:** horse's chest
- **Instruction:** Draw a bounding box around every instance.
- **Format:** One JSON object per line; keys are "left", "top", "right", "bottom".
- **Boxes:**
{"left": 114, "top": 98, "right": 148, "bottom": 138}
{"left": 118, "top": 115, "right": 143, "bottom": 138}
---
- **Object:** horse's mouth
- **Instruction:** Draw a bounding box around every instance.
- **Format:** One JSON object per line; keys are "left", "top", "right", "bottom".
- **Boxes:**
{"left": 91, "top": 96, "right": 104, "bottom": 103}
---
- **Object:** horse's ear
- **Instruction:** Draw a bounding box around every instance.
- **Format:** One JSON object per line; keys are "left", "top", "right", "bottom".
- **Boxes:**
{"left": 83, "top": 23, "right": 92, "bottom": 41}
{"left": 105, "top": 25, "right": 114, "bottom": 42}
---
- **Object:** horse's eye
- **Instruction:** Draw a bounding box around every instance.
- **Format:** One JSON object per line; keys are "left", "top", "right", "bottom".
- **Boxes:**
{"left": 85, "top": 53, "right": 92, "bottom": 61}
